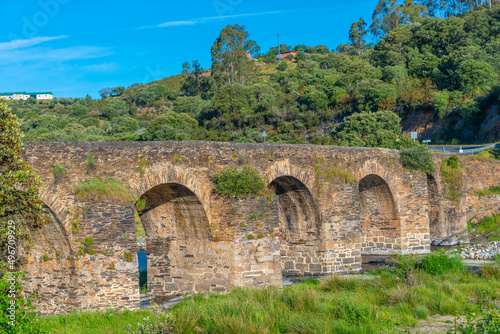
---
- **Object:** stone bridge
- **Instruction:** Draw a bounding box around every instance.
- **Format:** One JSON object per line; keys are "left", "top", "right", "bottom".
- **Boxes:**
{"left": 20, "top": 141, "right": 500, "bottom": 314}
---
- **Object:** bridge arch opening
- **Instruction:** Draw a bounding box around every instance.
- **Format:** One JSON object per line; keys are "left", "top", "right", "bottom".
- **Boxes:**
{"left": 427, "top": 175, "right": 441, "bottom": 242}
{"left": 135, "top": 182, "right": 221, "bottom": 300}
{"left": 358, "top": 174, "right": 400, "bottom": 254}
{"left": 268, "top": 176, "right": 321, "bottom": 276}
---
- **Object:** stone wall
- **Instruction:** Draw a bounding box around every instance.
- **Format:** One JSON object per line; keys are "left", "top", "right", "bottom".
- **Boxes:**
{"left": 20, "top": 141, "right": 500, "bottom": 314}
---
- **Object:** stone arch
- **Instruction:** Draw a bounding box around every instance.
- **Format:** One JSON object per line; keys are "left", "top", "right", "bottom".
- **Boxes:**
{"left": 129, "top": 162, "right": 212, "bottom": 222}
{"left": 135, "top": 179, "right": 226, "bottom": 298}
{"left": 42, "top": 204, "right": 74, "bottom": 254}
{"left": 427, "top": 174, "right": 441, "bottom": 242}
{"left": 266, "top": 160, "right": 322, "bottom": 276}
{"left": 355, "top": 159, "right": 402, "bottom": 214}
{"left": 358, "top": 173, "right": 400, "bottom": 254}
{"left": 38, "top": 188, "right": 74, "bottom": 248}
{"left": 137, "top": 182, "right": 212, "bottom": 243}
{"left": 265, "top": 160, "right": 317, "bottom": 198}
{"left": 22, "top": 200, "right": 78, "bottom": 314}
{"left": 268, "top": 176, "right": 320, "bottom": 241}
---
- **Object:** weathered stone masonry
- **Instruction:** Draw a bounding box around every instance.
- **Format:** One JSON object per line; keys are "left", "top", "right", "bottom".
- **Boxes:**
{"left": 20, "top": 141, "right": 500, "bottom": 314}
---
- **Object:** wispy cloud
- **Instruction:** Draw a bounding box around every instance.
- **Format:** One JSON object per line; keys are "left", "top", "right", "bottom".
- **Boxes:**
{"left": 0, "top": 35, "right": 68, "bottom": 51}
{"left": 81, "top": 61, "right": 119, "bottom": 73}
{"left": 158, "top": 20, "right": 198, "bottom": 28}
{"left": 148, "top": 10, "right": 282, "bottom": 29}
{"left": 0, "top": 46, "right": 112, "bottom": 64}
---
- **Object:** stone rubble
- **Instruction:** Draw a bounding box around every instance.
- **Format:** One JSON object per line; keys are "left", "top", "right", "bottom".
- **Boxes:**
{"left": 460, "top": 241, "right": 500, "bottom": 260}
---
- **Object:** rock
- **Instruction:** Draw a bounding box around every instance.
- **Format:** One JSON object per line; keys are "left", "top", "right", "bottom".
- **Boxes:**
{"left": 439, "top": 239, "right": 459, "bottom": 246}
{"left": 431, "top": 239, "right": 443, "bottom": 246}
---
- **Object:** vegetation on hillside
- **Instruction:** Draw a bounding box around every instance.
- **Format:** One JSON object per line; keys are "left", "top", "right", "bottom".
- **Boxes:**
{"left": 9, "top": 3, "right": 500, "bottom": 146}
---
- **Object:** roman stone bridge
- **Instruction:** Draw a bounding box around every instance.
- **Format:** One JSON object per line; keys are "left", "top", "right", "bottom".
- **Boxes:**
{"left": 20, "top": 141, "right": 500, "bottom": 314}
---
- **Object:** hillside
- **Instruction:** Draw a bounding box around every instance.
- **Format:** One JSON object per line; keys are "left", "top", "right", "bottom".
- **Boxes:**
{"left": 8, "top": 5, "right": 500, "bottom": 147}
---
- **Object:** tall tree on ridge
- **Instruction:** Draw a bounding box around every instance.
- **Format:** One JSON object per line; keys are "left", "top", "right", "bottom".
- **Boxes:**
{"left": 211, "top": 24, "right": 260, "bottom": 86}
{"left": 349, "top": 18, "right": 369, "bottom": 55}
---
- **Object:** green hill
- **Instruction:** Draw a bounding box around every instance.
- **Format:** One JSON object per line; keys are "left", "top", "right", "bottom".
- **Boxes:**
{"left": 9, "top": 5, "right": 500, "bottom": 147}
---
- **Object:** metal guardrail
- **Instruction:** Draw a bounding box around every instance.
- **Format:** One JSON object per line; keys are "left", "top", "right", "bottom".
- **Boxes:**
{"left": 460, "top": 143, "right": 498, "bottom": 155}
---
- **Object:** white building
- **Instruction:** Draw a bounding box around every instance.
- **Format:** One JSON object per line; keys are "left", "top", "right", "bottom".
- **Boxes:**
{"left": 0, "top": 91, "right": 54, "bottom": 100}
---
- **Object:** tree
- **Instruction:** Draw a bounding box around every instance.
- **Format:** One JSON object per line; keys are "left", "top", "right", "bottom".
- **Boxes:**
{"left": 111, "top": 86, "right": 125, "bottom": 96}
{"left": 457, "top": 60, "right": 498, "bottom": 93}
{"left": 349, "top": 18, "right": 369, "bottom": 55}
{"left": 0, "top": 103, "right": 47, "bottom": 333}
{"left": 99, "top": 88, "right": 112, "bottom": 100}
{"left": 143, "top": 112, "right": 198, "bottom": 141}
{"left": 370, "top": 0, "right": 427, "bottom": 39}
{"left": 268, "top": 44, "right": 291, "bottom": 55}
{"left": 211, "top": 24, "right": 260, "bottom": 86}
{"left": 181, "top": 60, "right": 213, "bottom": 97}
{"left": 335, "top": 110, "right": 404, "bottom": 148}
{"left": 102, "top": 100, "right": 129, "bottom": 119}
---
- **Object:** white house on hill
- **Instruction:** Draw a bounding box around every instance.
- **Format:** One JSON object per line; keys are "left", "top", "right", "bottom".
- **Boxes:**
{"left": 0, "top": 92, "right": 54, "bottom": 100}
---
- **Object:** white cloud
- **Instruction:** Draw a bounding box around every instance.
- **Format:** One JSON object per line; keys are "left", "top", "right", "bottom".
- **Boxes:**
{"left": 0, "top": 46, "right": 112, "bottom": 64}
{"left": 0, "top": 35, "right": 68, "bottom": 51}
{"left": 81, "top": 62, "right": 119, "bottom": 73}
{"left": 152, "top": 10, "right": 282, "bottom": 29}
{"left": 157, "top": 20, "right": 198, "bottom": 28}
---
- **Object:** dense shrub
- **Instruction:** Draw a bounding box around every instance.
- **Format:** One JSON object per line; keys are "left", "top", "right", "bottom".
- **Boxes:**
{"left": 143, "top": 112, "right": 197, "bottom": 141}
{"left": 400, "top": 145, "right": 436, "bottom": 174}
{"left": 417, "top": 250, "right": 463, "bottom": 275}
{"left": 212, "top": 165, "right": 265, "bottom": 198}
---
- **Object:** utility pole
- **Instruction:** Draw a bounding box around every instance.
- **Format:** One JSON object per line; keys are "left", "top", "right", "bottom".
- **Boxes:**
{"left": 274, "top": 33, "right": 283, "bottom": 61}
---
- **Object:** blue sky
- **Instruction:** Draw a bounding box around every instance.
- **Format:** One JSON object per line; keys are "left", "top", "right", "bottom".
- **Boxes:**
{"left": 0, "top": 0, "right": 379, "bottom": 98}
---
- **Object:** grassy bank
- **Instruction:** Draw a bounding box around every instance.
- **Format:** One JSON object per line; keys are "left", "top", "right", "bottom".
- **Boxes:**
{"left": 470, "top": 214, "right": 500, "bottom": 242}
{"left": 39, "top": 308, "right": 155, "bottom": 334}
{"left": 38, "top": 254, "right": 500, "bottom": 334}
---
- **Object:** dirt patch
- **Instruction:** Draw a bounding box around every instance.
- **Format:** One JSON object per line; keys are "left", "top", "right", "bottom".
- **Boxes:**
{"left": 401, "top": 315, "right": 464, "bottom": 334}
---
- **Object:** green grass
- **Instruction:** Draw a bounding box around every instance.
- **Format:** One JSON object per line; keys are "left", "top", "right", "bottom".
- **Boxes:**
{"left": 467, "top": 149, "right": 500, "bottom": 161}
{"left": 134, "top": 211, "right": 145, "bottom": 237}
{"left": 476, "top": 185, "right": 500, "bottom": 196}
{"left": 474, "top": 214, "right": 500, "bottom": 241}
{"left": 39, "top": 308, "right": 154, "bottom": 334}
{"left": 168, "top": 267, "right": 500, "bottom": 333}
{"left": 74, "top": 178, "right": 133, "bottom": 202}
{"left": 37, "top": 252, "right": 500, "bottom": 334}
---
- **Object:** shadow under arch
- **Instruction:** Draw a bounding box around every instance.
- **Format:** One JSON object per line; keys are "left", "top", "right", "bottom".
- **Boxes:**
{"left": 358, "top": 174, "right": 400, "bottom": 254}
{"left": 135, "top": 182, "right": 224, "bottom": 299}
{"left": 426, "top": 174, "right": 441, "bottom": 242}
{"left": 268, "top": 175, "right": 321, "bottom": 276}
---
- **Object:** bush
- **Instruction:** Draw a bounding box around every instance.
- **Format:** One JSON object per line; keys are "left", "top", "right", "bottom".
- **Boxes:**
{"left": 82, "top": 237, "right": 94, "bottom": 247}
{"left": 417, "top": 250, "right": 463, "bottom": 275}
{"left": 86, "top": 152, "right": 95, "bottom": 168}
{"left": 400, "top": 145, "right": 435, "bottom": 174}
{"left": 0, "top": 273, "right": 43, "bottom": 333}
{"left": 392, "top": 253, "right": 418, "bottom": 279}
{"left": 212, "top": 165, "right": 265, "bottom": 198}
